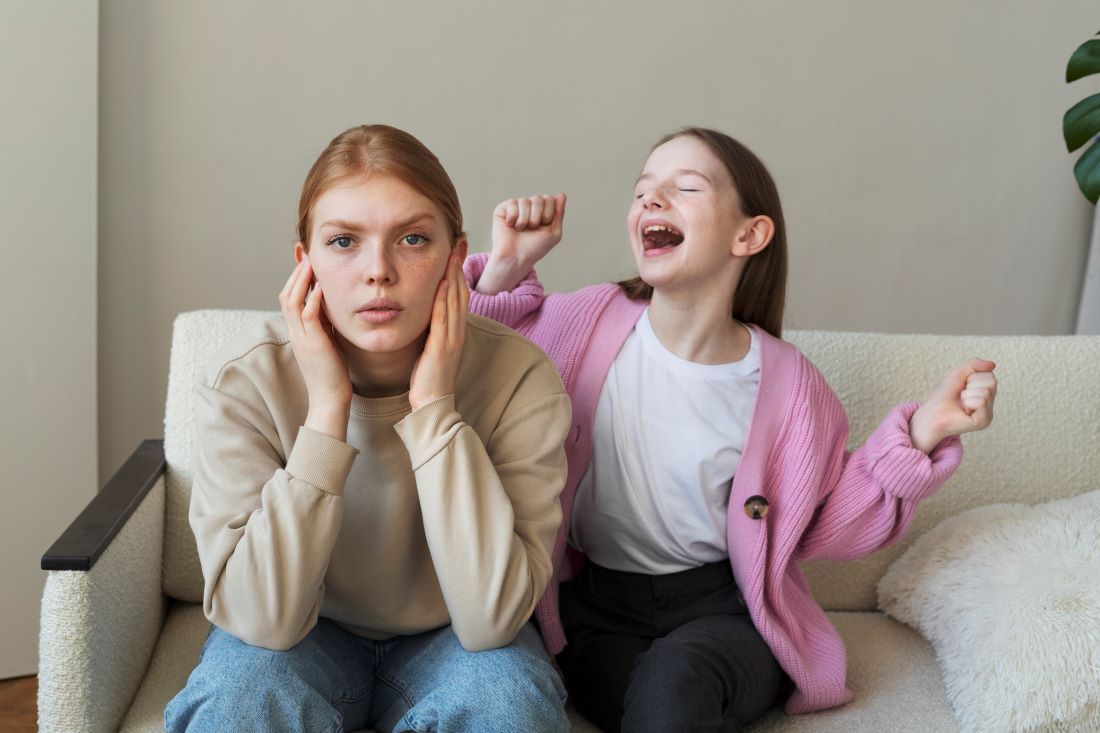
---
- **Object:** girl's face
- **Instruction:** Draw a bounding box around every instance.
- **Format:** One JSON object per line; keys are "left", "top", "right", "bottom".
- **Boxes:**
{"left": 628, "top": 135, "right": 747, "bottom": 294}
{"left": 297, "top": 175, "right": 464, "bottom": 356}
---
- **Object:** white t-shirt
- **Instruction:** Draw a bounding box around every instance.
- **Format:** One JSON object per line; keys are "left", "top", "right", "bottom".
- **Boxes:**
{"left": 570, "top": 308, "right": 761, "bottom": 574}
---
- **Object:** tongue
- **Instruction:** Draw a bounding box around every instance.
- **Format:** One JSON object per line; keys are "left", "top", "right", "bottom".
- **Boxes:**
{"left": 644, "top": 229, "right": 684, "bottom": 249}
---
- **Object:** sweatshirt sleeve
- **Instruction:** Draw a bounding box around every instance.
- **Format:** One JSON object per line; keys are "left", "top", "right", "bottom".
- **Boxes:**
{"left": 463, "top": 252, "right": 548, "bottom": 328}
{"left": 392, "top": 367, "right": 571, "bottom": 652}
{"left": 791, "top": 361, "right": 962, "bottom": 563}
{"left": 189, "top": 369, "right": 358, "bottom": 651}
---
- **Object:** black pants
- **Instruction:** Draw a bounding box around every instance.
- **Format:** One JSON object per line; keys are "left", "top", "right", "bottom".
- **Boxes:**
{"left": 556, "top": 560, "right": 783, "bottom": 733}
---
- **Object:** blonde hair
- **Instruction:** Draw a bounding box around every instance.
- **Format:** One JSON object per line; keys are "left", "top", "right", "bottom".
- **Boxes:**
{"left": 297, "top": 124, "right": 465, "bottom": 249}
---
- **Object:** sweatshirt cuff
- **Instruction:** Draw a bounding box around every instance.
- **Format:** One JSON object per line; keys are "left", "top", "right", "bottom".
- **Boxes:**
{"left": 284, "top": 426, "right": 359, "bottom": 496}
{"left": 863, "top": 402, "right": 963, "bottom": 502}
{"left": 393, "top": 394, "right": 465, "bottom": 470}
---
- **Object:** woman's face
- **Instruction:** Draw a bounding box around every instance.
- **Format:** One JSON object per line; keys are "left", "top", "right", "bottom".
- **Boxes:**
{"left": 627, "top": 135, "right": 746, "bottom": 293}
{"left": 298, "top": 174, "right": 463, "bottom": 356}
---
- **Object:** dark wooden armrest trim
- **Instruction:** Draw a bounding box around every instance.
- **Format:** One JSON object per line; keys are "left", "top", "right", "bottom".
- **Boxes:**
{"left": 41, "top": 439, "right": 167, "bottom": 571}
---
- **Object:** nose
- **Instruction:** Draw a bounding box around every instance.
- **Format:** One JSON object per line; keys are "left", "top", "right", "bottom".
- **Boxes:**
{"left": 361, "top": 243, "right": 396, "bottom": 285}
{"left": 641, "top": 186, "right": 667, "bottom": 210}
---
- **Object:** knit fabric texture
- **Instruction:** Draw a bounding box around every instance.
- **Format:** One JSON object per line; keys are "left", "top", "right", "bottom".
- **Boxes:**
{"left": 465, "top": 253, "right": 962, "bottom": 714}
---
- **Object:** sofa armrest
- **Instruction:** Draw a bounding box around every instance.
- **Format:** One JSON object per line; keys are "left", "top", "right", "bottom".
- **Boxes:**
{"left": 42, "top": 439, "right": 166, "bottom": 570}
{"left": 39, "top": 440, "right": 169, "bottom": 733}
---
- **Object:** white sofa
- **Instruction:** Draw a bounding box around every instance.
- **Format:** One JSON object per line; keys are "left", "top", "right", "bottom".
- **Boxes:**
{"left": 39, "top": 310, "right": 1100, "bottom": 732}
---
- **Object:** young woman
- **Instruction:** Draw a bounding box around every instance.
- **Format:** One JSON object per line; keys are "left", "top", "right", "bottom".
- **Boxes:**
{"left": 166, "top": 124, "right": 572, "bottom": 733}
{"left": 465, "top": 127, "right": 997, "bottom": 732}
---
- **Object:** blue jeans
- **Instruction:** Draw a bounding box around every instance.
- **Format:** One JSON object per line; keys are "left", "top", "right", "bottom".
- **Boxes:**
{"left": 165, "top": 619, "right": 568, "bottom": 733}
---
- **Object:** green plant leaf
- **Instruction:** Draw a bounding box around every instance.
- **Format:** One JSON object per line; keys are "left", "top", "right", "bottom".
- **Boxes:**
{"left": 1063, "top": 92, "right": 1100, "bottom": 152}
{"left": 1067, "top": 38, "right": 1100, "bottom": 82}
{"left": 1074, "top": 137, "right": 1100, "bottom": 204}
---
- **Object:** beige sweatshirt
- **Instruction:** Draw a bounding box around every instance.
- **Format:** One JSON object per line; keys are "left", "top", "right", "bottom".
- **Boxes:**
{"left": 189, "top": 314, "right": 571, "bottom": 652}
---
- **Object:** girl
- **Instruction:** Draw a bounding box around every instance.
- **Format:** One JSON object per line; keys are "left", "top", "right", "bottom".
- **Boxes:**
{"left": 465, "top": 127, "right": 997, "bottom": 732}
{"left": 166, "top": 124, "right": 572, "bottom": 733}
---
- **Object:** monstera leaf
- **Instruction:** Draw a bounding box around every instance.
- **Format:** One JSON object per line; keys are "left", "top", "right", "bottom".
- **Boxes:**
{"left": 1064, "top": 34, "right": 1100, "bottom": 204}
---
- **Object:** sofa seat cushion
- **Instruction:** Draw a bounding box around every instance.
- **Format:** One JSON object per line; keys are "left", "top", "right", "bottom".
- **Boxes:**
{"left": 118, "top": 605, "right": 954, "bottom": 732}
{"left": 752, "top": 612, "right": 956, "bottom": 732}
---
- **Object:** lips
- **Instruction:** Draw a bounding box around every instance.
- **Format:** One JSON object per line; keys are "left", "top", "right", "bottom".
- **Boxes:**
{"left": 355, "top": 298, "right": 403, "bottom": 324}
{"left": 641, "top": 221, "right": 685, "bottom": 250}
{"left": 357, "top": 297, "right": 402, "bottom": 313}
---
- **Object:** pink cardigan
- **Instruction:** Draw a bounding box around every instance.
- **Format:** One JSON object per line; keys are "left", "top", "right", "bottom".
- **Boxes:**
{"left": 464, "top": 254, "right": 962, "bottom": 715}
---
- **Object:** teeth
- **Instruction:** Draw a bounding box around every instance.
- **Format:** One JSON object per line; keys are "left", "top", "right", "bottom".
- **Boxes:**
{"left": 644, "top": 224, "right": 679, "bottom": 235}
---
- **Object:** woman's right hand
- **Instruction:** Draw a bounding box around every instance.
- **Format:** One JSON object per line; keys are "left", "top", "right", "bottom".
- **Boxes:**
{"left": 478, "top": 193, "right": 566, "bottom": 294}
{"left": 279, "top": 257, "right": 352, "bottom": 440}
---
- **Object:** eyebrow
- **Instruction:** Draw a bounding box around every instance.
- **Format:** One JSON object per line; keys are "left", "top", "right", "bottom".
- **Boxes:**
{"left": 634, "top": 168, "right": 714, "bottom": 185}
{"left": 317, "top": 212, "right": 438, "bottom": 232}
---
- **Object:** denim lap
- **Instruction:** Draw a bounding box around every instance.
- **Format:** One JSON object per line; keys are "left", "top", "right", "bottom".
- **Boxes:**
{"left": 373, "top": 622, "right": 568, "bottom": 733}
{"left": 165, "top": 619, "right": 375, "bottom": 733}
{"left": 165, "top": 619, "right": 567, "bottom": 733}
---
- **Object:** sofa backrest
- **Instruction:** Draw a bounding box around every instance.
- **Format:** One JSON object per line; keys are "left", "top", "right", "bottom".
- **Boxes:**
{"left": 161, "top": 310, "right": 1100, "bottom": 610}
{"left": 162, "top": 310, "right": 276, "bottom": 602}
{"left": 787, "top": 329, "right": 1100, "bottom": 610}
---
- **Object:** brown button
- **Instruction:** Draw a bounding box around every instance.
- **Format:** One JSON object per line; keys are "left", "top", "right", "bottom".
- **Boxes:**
{"left": 744, "top": 495, "right": 769, "bottom": 519}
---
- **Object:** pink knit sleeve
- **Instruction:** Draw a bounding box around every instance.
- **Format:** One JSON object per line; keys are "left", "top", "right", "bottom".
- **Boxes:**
{"left": 791, "top": 362, "right": 963, "bottom": 562}
{"left": 463, "top": 253, "right": 547, "bottom": 329}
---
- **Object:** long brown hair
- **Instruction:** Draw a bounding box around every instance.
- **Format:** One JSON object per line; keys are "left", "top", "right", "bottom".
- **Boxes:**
{"left": 618, "top": 127, "right": 788, "bottom": 338}
{"left": 297, "top": 124, "right": 465, "bottom": 249}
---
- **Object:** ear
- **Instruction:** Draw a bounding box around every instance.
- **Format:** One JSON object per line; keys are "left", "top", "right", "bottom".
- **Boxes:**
{"left": 454, "top": 237, "right": 469, "bottom": 263}
{"left": 731, "top": 215, "right": 774, "bottom": 257}
{"left": 293, "top": 241, "right": 307, "bottom": 263}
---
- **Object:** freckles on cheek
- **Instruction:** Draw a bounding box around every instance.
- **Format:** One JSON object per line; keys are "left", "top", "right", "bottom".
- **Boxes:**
{"left": 402, "top": 252, "right": 449, "bottom": 290}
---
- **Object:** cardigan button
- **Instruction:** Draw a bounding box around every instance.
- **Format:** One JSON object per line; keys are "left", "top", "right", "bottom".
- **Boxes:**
{"left": 744, "top": 495, "right": 769, "bottom": 520}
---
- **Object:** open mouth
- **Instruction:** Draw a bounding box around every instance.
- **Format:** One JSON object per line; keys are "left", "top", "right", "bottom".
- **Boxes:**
{"left": 642, "top": 224, "right": 685, "bottom": 251}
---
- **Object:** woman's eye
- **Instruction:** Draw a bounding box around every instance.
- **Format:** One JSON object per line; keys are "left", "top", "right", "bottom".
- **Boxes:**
{"left": 679, "top": 188, "right": 699, "bottom": 192}
{"left": 403, "top": 234, "right": 429, "bottom": 246}
{"left": 328, "top": 235, "right": 354, "bottom": 249}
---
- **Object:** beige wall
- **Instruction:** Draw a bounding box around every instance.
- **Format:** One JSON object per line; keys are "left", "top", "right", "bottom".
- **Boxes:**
{"left": 99, "top": 0, "right": 1097, "bottom": 482}
{"left": 0, "top": 4, "right": 98, "bottom": 676}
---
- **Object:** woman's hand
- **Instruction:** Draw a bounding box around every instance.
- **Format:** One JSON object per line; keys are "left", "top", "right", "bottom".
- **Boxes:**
{"left": 477, "top": 193, "right": 566, "bottom": 295}
{"left": 410, "top": 253, "right": 469, "bottom": 410}
{"left": 279, "top": 257, "right": 352, "bottom": 439}
{"left": 909, "top": 358, "right": 997, "bottom": 454}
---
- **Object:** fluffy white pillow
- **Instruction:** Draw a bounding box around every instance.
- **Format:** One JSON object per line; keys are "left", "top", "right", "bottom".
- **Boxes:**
{"left": 877, "top": 490, "right": 1100, "bottom": 733}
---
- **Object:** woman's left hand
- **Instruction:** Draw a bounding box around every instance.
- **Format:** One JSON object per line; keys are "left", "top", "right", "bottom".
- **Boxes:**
{"left": 909, "top": 358, "right": 997, "bottom": 454}
{"left": 410, "top": 253, "right": 469, "bottom": 410}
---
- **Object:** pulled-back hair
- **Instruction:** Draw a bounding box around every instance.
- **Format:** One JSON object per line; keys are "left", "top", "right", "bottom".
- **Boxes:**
{"left": 618, "top": 127, "right": 788, "bottom": 338}
{"left": 297, "top": 124, "right": 465, "bottom": 249}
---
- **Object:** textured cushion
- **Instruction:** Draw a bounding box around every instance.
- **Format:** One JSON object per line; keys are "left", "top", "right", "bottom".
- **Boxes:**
{"left": 753, "top": 612, "right": 957, "bottom": 732}
{"left": 877, "top": 490, "right": 1100, "bottom": 733}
